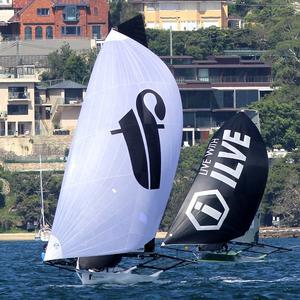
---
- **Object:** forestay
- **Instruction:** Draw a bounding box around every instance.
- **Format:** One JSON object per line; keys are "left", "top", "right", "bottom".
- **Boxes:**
{"left": 45, "top": 30, "right": 182, "bottom": 261}
{"left": 164, "top": 112, "right": 268, "bottom": 245}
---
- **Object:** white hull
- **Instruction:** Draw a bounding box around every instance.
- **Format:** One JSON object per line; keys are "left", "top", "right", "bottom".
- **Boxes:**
{"left": 76, "top": 267, "right": 162, "bottom": 285}
{"left": 37, "top": 228, "right": 51, "bottom": 242}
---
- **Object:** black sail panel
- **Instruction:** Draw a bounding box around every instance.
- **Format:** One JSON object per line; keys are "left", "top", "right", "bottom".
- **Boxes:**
{"left": 164, "top": 112, "right": 268, "bottom": 245}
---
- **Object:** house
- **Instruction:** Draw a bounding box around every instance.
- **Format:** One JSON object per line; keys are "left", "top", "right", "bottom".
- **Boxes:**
{"left": 161, "top": 55, "right": 273, "bottom": 145}
{"left": 130, "top": 0, "right": 228, "bottom": 30}
{"left": 6, "top": 0, "right": 109, "bottom": 40}
{"left": 0, "top": 0, "right": 14, "bottom": 39}
{"left": 35, "top": 80, "right": 86, "bottom": 135}
{"left": 0, "top": 67, "right": 39, "bottom": 136}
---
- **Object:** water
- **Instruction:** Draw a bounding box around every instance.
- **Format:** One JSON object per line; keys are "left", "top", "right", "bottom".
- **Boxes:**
{"left": 1, "top": 238, "right": 299, "bottom": 299}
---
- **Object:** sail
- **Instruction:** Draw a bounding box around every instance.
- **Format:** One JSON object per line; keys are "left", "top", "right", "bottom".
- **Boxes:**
{"left": 164, "top": 112, "right": 268, "bottom": 245}
{"left": 233, "top": 213, "right": 260, "bottom": 244}
{"left": 45, "top": 29, "right": 182, "bottom": 261}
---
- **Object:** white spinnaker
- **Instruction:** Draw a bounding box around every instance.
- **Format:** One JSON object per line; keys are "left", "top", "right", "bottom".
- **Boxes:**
{"left": 45, "top": 30, "right": 182, "bottom": 261}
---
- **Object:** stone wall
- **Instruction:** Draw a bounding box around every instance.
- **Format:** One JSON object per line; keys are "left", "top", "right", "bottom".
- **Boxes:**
{"left": 0, "top": 135, "right": 72, "bottom": 158}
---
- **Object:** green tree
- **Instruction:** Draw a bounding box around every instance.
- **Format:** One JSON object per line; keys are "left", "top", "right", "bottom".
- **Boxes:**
{"left": 262, "top": 149, "right": 300, "bottom": 226}
{"left": 250, "top": 88, "right": 300, "bottom": 150}
{"left": 64, "top": 52, "right": 88, "bottom": 83}
{"left": 161, "top": 143, "right": 207, "bottom": 230}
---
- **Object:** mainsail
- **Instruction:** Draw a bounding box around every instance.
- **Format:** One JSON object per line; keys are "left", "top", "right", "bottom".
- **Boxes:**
{"left": 45, "top": 29, "right": 183, "bottom": 261}
{"left": 164, "top": 112, "right": 268, "bottom": 245}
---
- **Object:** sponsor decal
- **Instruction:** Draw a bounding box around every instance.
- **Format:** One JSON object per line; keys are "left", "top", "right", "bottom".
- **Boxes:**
{"left": 111, "top": 89, "right": 165, "bottom": 189}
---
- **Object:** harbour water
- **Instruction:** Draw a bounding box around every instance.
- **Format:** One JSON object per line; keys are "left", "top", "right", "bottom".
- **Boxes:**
{"left": 1, "top": 238, "right": 299, "bottom": 299}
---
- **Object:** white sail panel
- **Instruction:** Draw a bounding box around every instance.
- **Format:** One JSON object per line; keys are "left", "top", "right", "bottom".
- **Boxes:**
{"left": 45, "top": 30, "right": 182, "bottom": 261}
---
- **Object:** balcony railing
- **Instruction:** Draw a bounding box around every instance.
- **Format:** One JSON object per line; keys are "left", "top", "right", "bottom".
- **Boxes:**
{"left": 175, "top": 75, "right": 272, "bottom": 83}
{"left": 8, "top": 92, "right": 30, "bottom": 100}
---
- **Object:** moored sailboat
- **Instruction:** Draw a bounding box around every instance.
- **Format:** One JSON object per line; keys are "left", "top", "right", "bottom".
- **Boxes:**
{"left": 36, "top": 155, "right": 51, "bottom": 242}
{"left": 43, "top": 17, "right": 183, "bottom": 284}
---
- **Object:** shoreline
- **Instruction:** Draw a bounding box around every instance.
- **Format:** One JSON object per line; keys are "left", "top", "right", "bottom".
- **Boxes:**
{"left": 1, "top": 227, "right": 300, "bottom": 241}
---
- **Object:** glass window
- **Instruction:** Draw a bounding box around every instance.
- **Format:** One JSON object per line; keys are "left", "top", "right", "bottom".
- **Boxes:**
{"left": 35, "top": 26, "right": 42, "bottom": 39}
{"left": 174, "top": 68, "right": 196, "bottom": 80}
{"left": 260, "top": 90, "right": 272, "bottom": 99}
{"left": 8, "top": 87, "right": 28, "bottom": 99}
{"left": 65, "top": 89, "right": 82, "bottom": 104}
{"left": 181, "top": 90, "right": 210, "bottom": 109}
{"left": 195, "top": 111, "right": 211, "bottom": 127}
{"left": 61, "top": 26, "right": 81, "bottom": 36}
{"left": 211, "top": 90, "right": 234, "bottom": 109}
{"left": 92, "top": 25, "right": 101, "bottom": 39}
{"left": 46, "top": 26, "right": 53, "bottom": 39}
{"left": 25, "top": 26, "right": 32, "bottom": 40}
{"left": 94, "top": 7, "right": 98, "bottom": 15}
{"left": 236, "top": 90, "right": 259, "bottom": 108}
{"left": 198, "top": 69, "right": 209, "bottom": 82}
{"left": 183, "top": 112, "right": 195, "bottom": 128}
{"left": 63, "top": 6, "right": 79, "bottom": 22}
{"left": 37, "top": 8, "right": 49, "bottom": 16}
{"left": 8, "top": 105, "right": 28, "bottom": 115}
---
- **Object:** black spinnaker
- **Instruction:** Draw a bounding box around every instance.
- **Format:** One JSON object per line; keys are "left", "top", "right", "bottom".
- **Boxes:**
{"left": 164, "top": 112, "right": 268, "bottom": 246}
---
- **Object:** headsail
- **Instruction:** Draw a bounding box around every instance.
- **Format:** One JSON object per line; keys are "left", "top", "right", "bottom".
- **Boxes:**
{"left": 164, "top": 112, "right": 268, "bottom": 245}
{"left": 45, "top": 29, "right": 182, "bottom": 261}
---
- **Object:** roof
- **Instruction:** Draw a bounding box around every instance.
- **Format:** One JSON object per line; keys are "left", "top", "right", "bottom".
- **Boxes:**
{"left": 47, "top": 80, "right": 86, "bottom": 89}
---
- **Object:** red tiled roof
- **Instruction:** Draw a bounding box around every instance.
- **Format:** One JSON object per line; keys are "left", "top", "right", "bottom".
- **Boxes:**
{"left": 13, "top": 0, "right": 31, "bottom": 9}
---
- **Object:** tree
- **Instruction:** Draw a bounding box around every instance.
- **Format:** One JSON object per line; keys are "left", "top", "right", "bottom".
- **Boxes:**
{"left": 41, "top": 43, "right": 74, "bottom": 81}
{"left": 262, "top": 149, "right": 300, "bottom": 226}
{"left": 161, "top": 143, "right": 207, "bottom": 230}
{"left": 250, "top": 88, "right": 300, "bottom": 150}
{"left": 64, "top": 52, "right": 88, "bottom": 83}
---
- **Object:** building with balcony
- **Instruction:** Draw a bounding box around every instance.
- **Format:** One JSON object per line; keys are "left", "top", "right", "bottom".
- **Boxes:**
{"left": 161, "top": 55, "right": 273, "bottom": 145}
{"left": 4, "top": 0, "right": 108, "bottom": 40}
{"left": 130, "top": 0, "right": 228, "bottom": 30}
{"left": 0, "top": 72, "right": 39, "bottom": 136}
{"left": 35, "top": 80, "right": 86, "bottom": 135}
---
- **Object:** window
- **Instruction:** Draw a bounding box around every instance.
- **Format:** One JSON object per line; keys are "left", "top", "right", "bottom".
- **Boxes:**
{"left": 94, "top": 7, "right": 98, "bottom": 15}
{"left": 92, "top": 25, "right": 101, "bottom": 39}
{"left": 8, "top": 105, "right": 28, "bottom": 115}
{"left": 35, "top": 26, "right": 42, "bottom": 39}
{"left": 8, "top": 87, "right": 28, "bottom": 99}
{"left": 25, "top": 26, "right": 32, "bottom": 40}
{"left": 63, "top": 5, "right": 79, "bottom": 22}
{"left": 181, "top": 90, "right": 210, "bottom": 109}
{"left": 37, "top": 8, "right": 49, "bottom": 16}
{"left": 236, "top": 90, "right": 259, "bottom": 108}
{"left": 211, "top": 90, "right": 234, "bottom": 109}
{"left": 198, "top": 69, "right": 209, "bottom": 82}
{"left": 61, "top": 26, "right": 81, "bottom": 36}
{"left": 65, "top": 89, "right": 82, "bottom": 104}
{"left": 46, "top": 26, "right": 53, "bottom": 39}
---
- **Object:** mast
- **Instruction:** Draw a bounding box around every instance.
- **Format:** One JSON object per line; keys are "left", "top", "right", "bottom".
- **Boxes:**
{"left": 39, "top": 155, "right": 45, "bottom": 228}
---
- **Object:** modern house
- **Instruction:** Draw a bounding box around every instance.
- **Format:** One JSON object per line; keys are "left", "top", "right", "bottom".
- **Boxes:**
{"left": 0, "top": 67, "right": 39, "bottom": 136}
{"left": 161, "top": 55, "right": 273, "bottom": 145}
{"left": 2, "top": 0, "right": 109, "bottom": 40}
{"left": 36, "top": 80, "right": 86, "bottom": 135}
{"left": 130, "top": 0, "right": 228, "bottom": 30}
